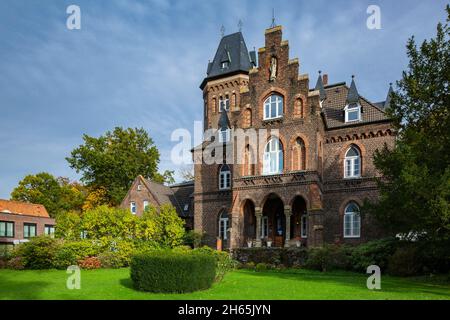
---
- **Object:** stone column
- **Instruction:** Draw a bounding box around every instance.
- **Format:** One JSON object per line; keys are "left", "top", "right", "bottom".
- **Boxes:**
{"left": 284, "top": 206, "right": 292, "bottom": 247}
{"left": 229, "top": 212, "right": 239, "bottom": 249}
{"left": 255, "top": 207, "right": 262, "bottom": 247}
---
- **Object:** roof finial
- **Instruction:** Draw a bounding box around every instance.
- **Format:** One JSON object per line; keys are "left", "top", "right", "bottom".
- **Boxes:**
{"left": 318, "top": 70, "right": 322, "bottom": 75}
{"left": 220, "top": 25, "right": 225, "bottom": 37}
{"left": 238, "top": 20, "right": 243, "bottom": 32}
{"left": 352, "top": 74, "right": 355, "bottom": 79}
{"left": 270, "top": 8, "right": 276, "bottom": 28}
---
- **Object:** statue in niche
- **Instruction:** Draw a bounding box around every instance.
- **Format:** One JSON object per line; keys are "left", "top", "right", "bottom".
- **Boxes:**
{"left": 269, "top": 56, "right": 277, "bottom": 81}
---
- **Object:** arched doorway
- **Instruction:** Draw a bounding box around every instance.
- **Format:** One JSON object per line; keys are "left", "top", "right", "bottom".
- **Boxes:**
{"left": 291, "top": 196, "right": 308, "bottom": 245}
{"left": 262, "top": 194, "right": 285, "bottom": 247}
{"left": 242, "top": 199, "right": 256, "bottom": 246}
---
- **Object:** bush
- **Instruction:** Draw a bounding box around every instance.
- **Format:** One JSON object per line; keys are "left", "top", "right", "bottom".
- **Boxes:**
{"left": 78, "top": 256, "right": 101, "bottom": 269}
{"left": 304, "top": 245, "right": 352, "bottom": 272}
{"left": 350, "top": 238, "right": 398, "bottom": 272}
{"left": 255, "top": 263, "right": 269, "bottom": 272}
{"left": 193, "top": 246, "right": 236, "bottom": 280}
{"left": 53, "top": 240, "right": 101, "bottom": 269}
{"left": 130, "top": 250, "right": 216, "bottom": 293}
{"left": 13, "top": 236, "right": 60, "bottom": 269}
{"left": 7, "top": 256, "right": 24, "bottom": 270}
{"left": 183, "top": 230, "right": 204, "bottom": 248}
{"left": 387, "top": 246, "right": 420, "bottom": 276}
{"left": 97, "top": 240, "right": 136, "bottom": 268}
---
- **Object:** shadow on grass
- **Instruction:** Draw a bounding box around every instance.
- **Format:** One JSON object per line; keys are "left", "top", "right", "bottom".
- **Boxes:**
{"left": 119, "top": 277, "right": 134, "bottom": 290}
{"left": 239, "top": 269, "right": 450, "bottom": 299}
{"left": 0, "top": 273, "right": 50, "bottom": 300}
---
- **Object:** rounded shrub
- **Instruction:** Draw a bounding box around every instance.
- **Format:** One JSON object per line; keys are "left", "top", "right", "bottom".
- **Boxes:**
{"left": 130, "top": 250, "right": 216, "bottom": 293}
{"left": 13, "top": 236, "right": 60, "bottom": 269}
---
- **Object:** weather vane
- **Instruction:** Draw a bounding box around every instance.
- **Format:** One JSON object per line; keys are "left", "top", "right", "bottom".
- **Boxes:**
{"left": 220, "top": 25, "right": 225, "bottom": 37}
{"left": 238, "top": 20, "right": 243, "bottom": 32}
{"left": 270, "top": 8, "right": 276, "bottom": 28}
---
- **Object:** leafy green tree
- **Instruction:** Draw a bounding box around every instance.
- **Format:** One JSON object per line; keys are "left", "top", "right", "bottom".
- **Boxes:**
{"left": 55, "top": 211, "right": 82, "bottom": 240}
{"left": 66, "top": 127, "right": 170, "bottom": 206}
{"left": 11, "top": 173, "right": 86, "bottom": 217}
{"left": 143, "top": 204, "right": 185, "bottom": 247}
{"left": 368, "top": 6, "right": 450, "bottom": 242}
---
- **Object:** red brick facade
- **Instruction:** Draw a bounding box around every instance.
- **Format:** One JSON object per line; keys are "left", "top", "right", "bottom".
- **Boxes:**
{"left": 194, "top": 26, "right": 395, "bottom": 249}
{"left": 0, "top": 200, "right": 55, "bottom": 248}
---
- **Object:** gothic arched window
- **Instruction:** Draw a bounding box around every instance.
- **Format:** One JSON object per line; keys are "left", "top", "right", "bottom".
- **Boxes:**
{"left": 344, "top": 202, "right": 361, "bottom": 238}
{"left": 344, "top": 146, "right": 361, "bottom": 178}
{"left": 263, "top": 137, "right": 283, "bottom": 175}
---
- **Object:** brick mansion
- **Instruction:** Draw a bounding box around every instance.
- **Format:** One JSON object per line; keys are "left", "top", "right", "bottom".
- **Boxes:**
{"left": 122, "top": 24, "right": 395, "bottom": 249}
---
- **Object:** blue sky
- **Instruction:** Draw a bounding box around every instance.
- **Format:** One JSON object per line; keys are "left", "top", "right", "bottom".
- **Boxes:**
{"left": 0, "top": 0, "right": 447, "bottom": 198}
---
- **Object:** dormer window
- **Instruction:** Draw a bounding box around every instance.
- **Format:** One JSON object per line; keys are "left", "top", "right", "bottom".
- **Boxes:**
{"left": 219, "top": 95, "right": 230, "bottom": 112}
{"left": 221, "top": 61, "right": 229, "bottom": 69}
{"left": 219, "top": 128, "right": 230, "bottom": 143}
{"left": 345, "top": 103, "right": 361, "bottom": 122}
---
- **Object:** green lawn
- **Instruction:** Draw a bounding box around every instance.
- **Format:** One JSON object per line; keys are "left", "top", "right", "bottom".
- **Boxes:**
{"left": 0, "top": 268, "right": 449, "bottom": 300}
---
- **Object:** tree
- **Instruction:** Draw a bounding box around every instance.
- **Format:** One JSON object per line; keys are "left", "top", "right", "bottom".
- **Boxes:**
{"left": 142, "top": 204, "right": 185, "bottom": 247}
{"left": 66, "top": 127, "right": 170, "bottom": 205}
{"left": 368, "top": 6, "right": 450, "bottom": 242}
{"left": 11, "top": 173, "right": 86, "bottom": 217}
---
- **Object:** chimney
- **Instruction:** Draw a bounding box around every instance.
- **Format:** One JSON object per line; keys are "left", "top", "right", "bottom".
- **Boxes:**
{"left": 323, "top": 74, "right": 328, "bottom": 86}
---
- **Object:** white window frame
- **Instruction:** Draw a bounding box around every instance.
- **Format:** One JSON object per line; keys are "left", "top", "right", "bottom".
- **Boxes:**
{"left": 344, "top": 147, "right": 361, "bottom": 179}
{"left": 184, "top": 203, "right": 189, "bottom": 211}
{"left": 263, "top": 138, "right": 283, "bottom": 175}
{"left": 343, "top": 203, "right": 361, "bottom": 238}
{"left": 219, "top": 166, "right": 231, "bottom": 190}
{"left": 263, "top": 94, "right": 283, "bottom": 120}
{"left": 261, "top": 216, "right": 269, "bottom": 239}
{"left": 219, "top": 95, "right": 230, "bottom": 112}
{"left": 219, "top": 216, "right": 229, "bottom": 240}
{"left": 218, "top": 128, "right": 230, "bottom": 143}
{"left": 130, "top": 201, "right": 136, "bottom": 214}
{"left": 221, "top": 61, "right": 229, "bottom": 69}
{"left": 137, "top": 184, "right": 142, "bottom": 191}
{"left": 143, "top": 200, "right": 149, "bottom": 212}
{"left": 301, "top": 215, "right": 308, "bottom": 238}
{"left": 345, "top": 104, "right": 361, "bottom": 123}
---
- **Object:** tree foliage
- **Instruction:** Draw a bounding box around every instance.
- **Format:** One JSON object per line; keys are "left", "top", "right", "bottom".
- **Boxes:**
{"left": 66, "top": 127, "right": 167, "bottom": 206}
{"left": 11, "top": 173, "right": 86, "bottom": 217}
{"left": 55, "top": 205, "right": 185, "bottom": 247}
{"left": 368, "top": 6, "right": 450, "bottom": 242}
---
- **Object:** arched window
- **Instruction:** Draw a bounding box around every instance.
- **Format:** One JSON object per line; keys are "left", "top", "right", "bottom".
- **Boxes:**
{"left": 243, "top": 145, "right": 255, "bottom": 176}
{"left": 218, "top": 211, "right": 229, "bottom": 240}
{"left": 219, "top": 165, "right": 231, "bottom": 190}
{"left": 263, "top": 138, "right": 283, "bottom": 175}
{"left": 344, "top": 146, "right": 361, "bottom": 178}
{"left": 344, "top": 202, "right": 361, "bottom": 238}
{"left": 292, "top": 137, "right": 306, "bottom": 171}
{"left": 264, "top": 94, "right": 283, "bottom": 120}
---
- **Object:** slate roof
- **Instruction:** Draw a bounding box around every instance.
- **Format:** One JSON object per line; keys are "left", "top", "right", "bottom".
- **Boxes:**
{"left": 170, "top": 181, "right": 194, "bottom": 218}
{"left": 137, "top": 176, "right": 194, "bottom": 217}
{"left": 0, "top": 199, "right": 50, "bottom": 218}
{"left": 200, "top": 32, "right": 253, "bottom": 89}
{"left": 320, "top": 83, "right": 390, "bottom": 129}
{"left": 315, "top": 73, "right": 327, "bottom": 101}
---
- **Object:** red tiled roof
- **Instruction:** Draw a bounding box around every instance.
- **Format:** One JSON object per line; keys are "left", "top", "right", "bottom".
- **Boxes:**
{"left": 0, "top": 199, "right": 50, "bottom": 218}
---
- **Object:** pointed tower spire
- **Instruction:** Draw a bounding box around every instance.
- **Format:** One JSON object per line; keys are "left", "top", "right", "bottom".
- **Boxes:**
{"left": 218, "top": 109, "right": 231, "bottom": 130}
{"left": 384, "top": 82, "right": 393, "bottom": 109}
{"left": 315, "top": 70, "right": 327, "bottom": 101}
{"left": 346, "top": 75, "right": 359, "bottom": 105}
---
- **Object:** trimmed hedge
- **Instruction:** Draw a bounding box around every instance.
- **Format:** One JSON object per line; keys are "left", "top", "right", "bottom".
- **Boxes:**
{"left": 130, "top": 251, "right": 216, "bottom": 293}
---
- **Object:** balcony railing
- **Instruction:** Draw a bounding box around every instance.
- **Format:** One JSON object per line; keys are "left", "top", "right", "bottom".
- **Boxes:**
{"left": 233, "top": 170, "right": 321, "bottom": 190}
